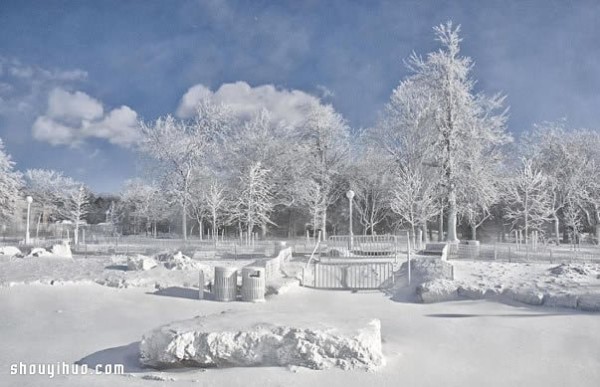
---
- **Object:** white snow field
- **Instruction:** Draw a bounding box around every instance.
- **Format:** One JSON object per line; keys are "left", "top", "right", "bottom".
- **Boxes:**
{"left": 1, "top": 249, "right": 600, "bottom": 386}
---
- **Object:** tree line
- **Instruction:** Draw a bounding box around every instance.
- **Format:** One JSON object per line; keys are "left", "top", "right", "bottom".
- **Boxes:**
{"left": 1, "top": 22, "right": 599, "bottom": 245}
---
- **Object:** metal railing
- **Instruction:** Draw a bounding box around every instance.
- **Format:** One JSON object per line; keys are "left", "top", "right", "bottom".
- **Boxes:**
{"left": 447, "top": 242, "right": 600, "bottom": 263}
{"left": 307, "top": 260, "right": 395, "bottom": 290}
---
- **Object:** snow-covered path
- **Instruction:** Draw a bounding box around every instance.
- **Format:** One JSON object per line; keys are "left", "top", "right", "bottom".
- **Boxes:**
{"left": 1, "top": 283, "right": 599, "bottom": 387}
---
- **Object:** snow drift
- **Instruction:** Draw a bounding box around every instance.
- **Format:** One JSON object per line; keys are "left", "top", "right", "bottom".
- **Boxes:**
{"left": 140, "top": 311, "right": 384, "bottom": 371}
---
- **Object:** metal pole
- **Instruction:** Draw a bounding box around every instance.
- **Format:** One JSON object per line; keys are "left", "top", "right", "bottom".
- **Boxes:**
{"left": 346, "top": 190, "right": 354, "bottom": 251}
{"left": 25, "top": 196, "right": 33, "bottom": 244}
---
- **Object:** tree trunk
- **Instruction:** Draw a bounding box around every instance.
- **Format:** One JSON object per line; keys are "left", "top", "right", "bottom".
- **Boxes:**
{"left": 212, "top": 211, "right": 217, "bottom": 241}
{"left": 553, "top": 214, "right": 560, "bottom": 243}
{"left": 595, "top": 210, "right": 600, "bottom": 245}
{"left": 438, "top": 209, "right": 444, "bottom": 241}
{"left": 321, "top": 210, "right": 327, "bottom": 240}
{"left": 74, "top": 224, "right": 79, "bottom": 245}
{"left": 261, "top": 224, "right": 267, "bottom": 238}
{"left": 182, "top": 201, "right": 187, "bottom": 241}
{"left": 471, "top": 224, "right": 477, "bottom": 241}
{"left": 446, "top": 190, "right": 459, "bottom": 242}
{"left": 422, "top": 222, "right": 428, "bottom": 244}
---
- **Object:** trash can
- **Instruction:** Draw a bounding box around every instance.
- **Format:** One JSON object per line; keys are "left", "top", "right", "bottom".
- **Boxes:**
{"left": 214, "top": 266, "right": 238, "bottom": 302}
{"left": 198, "top": 269, "right": 205, "bottom": 300}
{"left": 241, "top": 266, "right": 266, "bottom": 302}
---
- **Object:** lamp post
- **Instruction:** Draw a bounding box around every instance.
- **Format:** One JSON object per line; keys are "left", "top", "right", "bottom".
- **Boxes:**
{"left": 25, "top": 196, "right": 33, "bottom": 245}
{"left": 346, "top": 190, "right": 354, "bottom": 251}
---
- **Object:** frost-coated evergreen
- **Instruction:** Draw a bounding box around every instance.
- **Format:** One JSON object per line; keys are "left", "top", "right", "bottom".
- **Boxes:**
{"left": 384, "top": 22, "right": 509, "bottom": 242}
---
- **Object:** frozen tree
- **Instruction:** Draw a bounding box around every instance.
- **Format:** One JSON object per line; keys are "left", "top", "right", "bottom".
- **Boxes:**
{"left": 140, "top": 99, "right": 232, "bottom": 239}
{"left": 502, "top": 159, "right": 552, "bottom": 244}
{"left": 396, "top": 22, "right": 509, "bottom": 242}
{"left": 57, "top": 184, "right": 90, "bottom": 245}
{"left": 0, "top": 139, "right": 22, "bottom": 221}
{"left": 389, "top": 166, "right": 440, "bottom": 248}
{"left": 120, "top": 179, "right": 168, "bottom": 236}
{"left": 350, "top": 145, "right": 393, "bottom": 235}
{"left": 23, "top": 169, "right": 69, "bottom": 237}
{"left": 296, "top": 102, "right": 350, "bottom": 239}
{"left": 525, "top": 123, "right": 598, "bottom": 243}
{"left": 230, "top": 162, "right": 274, "bottom": 241}
{"left": 204, "top": 179, "right": 227, "bottom": 240}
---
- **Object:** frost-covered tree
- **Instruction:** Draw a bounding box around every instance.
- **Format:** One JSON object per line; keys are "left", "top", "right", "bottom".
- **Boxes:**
{"left": 350, "top": 145, "right": 393, "bottom": 235}
{"left": 120, "top": 179, "right": 168, "bottom": 236}
{"left": 140, "top": 99, "right": 232, "bottom": 239}
{"left": 57, "top": 184, "right": 89, "bottom": 245}
{"left": 396, "top": 22, "right": 509, "bottom": 242}
{"left": 390, "top": 166, "right": 440, "bottom": 248}
{"left": 230, "top": 162, "right": 274, "bottom": 240}
{"left": 502, "top": 159, "right": 552, "bottom": 244}
{"left": 296, "top": 102, "right": 350, "bottom": 239}
{"left": 525, "top": 123, "right": 598, "bottom": 243}
{"left": 23, "top": 168, "right": 70, "bottom": 236}
{"left": 0, "top": 139, "right": 22, "bottom": 221}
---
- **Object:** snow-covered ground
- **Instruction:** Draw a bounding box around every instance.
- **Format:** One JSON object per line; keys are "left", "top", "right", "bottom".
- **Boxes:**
{"left": 1, "top": 283, "right": 599, "bottom": 387}
{"left": 1, "top": 252, "right": 600, "bottom": 386}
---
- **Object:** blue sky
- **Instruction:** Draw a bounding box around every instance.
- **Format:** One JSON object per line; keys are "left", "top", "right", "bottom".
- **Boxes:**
{"left": 1, "top": 0, "right": 599, "bottom": 193}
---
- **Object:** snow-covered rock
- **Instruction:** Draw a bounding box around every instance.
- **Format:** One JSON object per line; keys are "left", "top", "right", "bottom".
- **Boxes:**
{"left": 140, "top": 311, "right": 384, "bottom": 371}
{"left": 457, "top": 284, "right": 486, "bottom": 299}
{"left": 127, "top": 255, "right": 158, "bottom": 271}
{"left": 577, "top": 294, "right": 600, "bottom": 311}
{"left": 503, "top": 288, "right": 545, "bottom": 306}
{"left": 407, "top": 258, "right": 454, "bottom": 283}
{"left": 0, "top": 246, "right": 21, "bottom": 257}
{"left": 416, "top": 279, "right": 459, "bottom": 303}
{"left": 544, "top": 293, "right": 579, "bottom": 309}
{"left": 50, "top": 242, "right": 72, "bottom": 258}
{"left": 156, "top": 251, "right": 202, "bottom": 270}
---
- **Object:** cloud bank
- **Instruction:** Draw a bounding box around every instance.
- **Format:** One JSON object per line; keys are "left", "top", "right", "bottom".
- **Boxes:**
{"left": 32, "top": 88, "right": 140, "bottom": 147}
{"left": 176, "top": 81, "right": 320, "bottom": 126}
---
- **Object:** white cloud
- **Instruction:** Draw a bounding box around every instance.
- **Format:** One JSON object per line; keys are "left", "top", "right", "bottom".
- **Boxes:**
{"left": 47, "top": 88, "right": 104, "bottom": 121}
{"left": 32, "top": 88, "right": 140, "bottom": 148}
{"left": 176, "top": 81, "right": 319, "bottom": 126}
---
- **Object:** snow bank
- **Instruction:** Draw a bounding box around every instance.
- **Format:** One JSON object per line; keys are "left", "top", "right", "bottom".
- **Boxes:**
{"left": 140, "top": 311, "right": 384, "bottom": 371}
{"left": 27, "top": 247, "right": 53, "bottom": 258}
{"left": 127, "top": 255, "right": 158, "bottom": 271}
{"left": 156, "top": 251, "right": 202, "bottom": 270}
{"left": 0, "top": 246, "right": 21, "bottom": 257}
{"left": 49, "top": 242, "right": 72, "bottom": 258}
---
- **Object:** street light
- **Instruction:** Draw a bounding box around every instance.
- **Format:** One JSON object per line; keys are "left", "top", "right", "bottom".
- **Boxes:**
{"left": 25, "top": 196, "right": 33, "bottom": 245}
{"left": 346, "top": 190, "right": 355, "bottom": 251}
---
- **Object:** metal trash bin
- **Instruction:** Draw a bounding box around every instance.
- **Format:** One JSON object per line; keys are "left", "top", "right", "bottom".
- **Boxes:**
{"left": 198, "top": 269, "right": 205, "bottom": 300}
{"left": 214, "top": 266, "right": 238, "bottom": 302}
{"left": 241, "top": 266, "right": 266, "bottom": 302}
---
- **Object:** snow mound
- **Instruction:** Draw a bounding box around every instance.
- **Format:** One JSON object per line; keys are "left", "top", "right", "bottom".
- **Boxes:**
{"left": 140, "top": 311, "right": 384, "bottom": 371}
{"left": 127, "top": 255, "right": 158, "bottom": 271}
{"left": 27, "top": 247, "right": 53, "bottom": 258}
{"left": 50, "top": 242, "right": 72, "bottom": 258}
{"left": 155, "top": 251, "right": 202, "bottom": 270}
{"left": 416, "top": 279, "right": 459, "bottom": 303}
{"left": 0, "top": 246, "right": 21, "bottom": 257}
{"left": 549, "top": 263, "right": 594, "bottom": 277}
